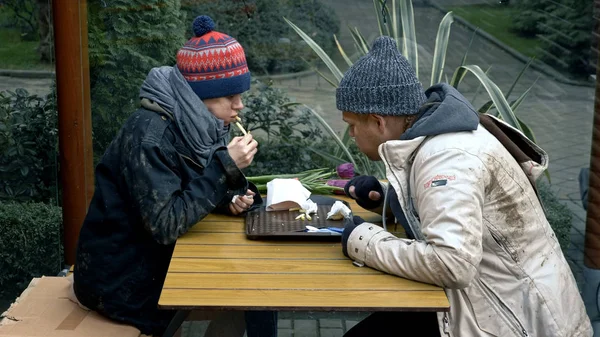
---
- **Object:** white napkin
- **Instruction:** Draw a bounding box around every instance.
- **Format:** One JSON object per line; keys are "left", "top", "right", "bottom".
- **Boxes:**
{"left": 300, "top": 199, "right": 318, "bottom": 215}
{"left": 326, "top": 201, "right": 351, "bottom": 220}
{"left": 266, "top": 178, "right": 311, "bottom": 211}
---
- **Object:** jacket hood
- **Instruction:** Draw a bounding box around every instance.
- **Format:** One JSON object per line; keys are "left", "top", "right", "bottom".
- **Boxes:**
{"left": 139, "top": 66, "right": 229, "bottom": 167}
{"left": 401, "top": 83, "right": 480, "bottom": 140}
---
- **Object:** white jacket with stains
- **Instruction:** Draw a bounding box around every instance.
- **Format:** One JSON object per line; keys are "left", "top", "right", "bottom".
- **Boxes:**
{"left": 346, "top": 117, "right": 592, "bottom": 337}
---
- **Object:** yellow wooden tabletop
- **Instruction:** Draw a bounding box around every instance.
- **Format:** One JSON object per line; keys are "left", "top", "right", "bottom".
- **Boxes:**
{"left": 158, "top": 196, "right": 449, "bottom": 312}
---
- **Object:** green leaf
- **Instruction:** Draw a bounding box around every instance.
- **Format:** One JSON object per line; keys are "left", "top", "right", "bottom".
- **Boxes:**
{"left": 510, "top": 77, "right": 538, "bottom": 113}
{"left": 308, "top": 146, "right": 347, "bottom": 165}
{"left": 348, "top": 25, "right": 369, "bottom": 56}
{"left": 431, "top": 12, "right": 454, "bottom": 86}
{"left": 378, "top": 0, "right": 392, "bottom": 36}
{"left": 517, "top": 117, "right": 537, "bottom": 143}
{"left": 341, "top": 126, "right": 351, "bottom": 147}
{"left": 399, "top": 0, "right": 418, "bottom": 77}
{"left": 478, "top": 100, "right": 494, "bottom": 114}
{"left": 355, "top": 27, "right": 371, "bottom": 55}
{"left": 506, "top": 57, "right": 534, "bottom": 101}
{"left": 334, "top": 34, "right": 353, "bottom": 67}
{"left": 302, "top": 104, "right": 358, "bottom": 170}
{"left": 373, "top": 0, "right": 385, "bottom": 36}
{"left": 471, "top": 65, "right": 493, "bottom": 102}
{"left": 456, "top": 65, "right": 521, "bottom": 130}
{"left": 461, "top": 28, "right": 478, "bottom": 66}
{"left": 450, "top": 66, "right": 468, "bottom": 88}
{"left": 375, "top": 161, "right": 386, "bottom": 179}
{"left": 284, "top": 17, "right": 343, "bottom": 84}
{"left": 334, "top": 125, "right": 351, "bottom": 158}
{"left": 312, "top": 66, "right": 339, "bottom": 88}
{"left": 20, "top": 167, "right": 29, "bottom": 177}
{"left": 391, "top": 0, "right": 400, "bottom": 44}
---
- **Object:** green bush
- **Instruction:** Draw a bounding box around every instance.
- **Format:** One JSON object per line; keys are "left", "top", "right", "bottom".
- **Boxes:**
{"left": 0, "top": 0, "right": 38, "bottom": 40}
{"left": 538, "top": 181, "right": 572, "bottom": 251}
{"left": 181, "top": 0, "right": 340, "bottom": 75}
{"left": 0, "top": 202, "right": 63, "bottom": 299}
{"left": 244, "top": 140, "right": 335, "bottom": 176}
{"left": 238, "top": 80, "right": 334, "bottom": 176}
{"left": 88, "top": 0, "right": 186, "bottom": 155}
{"left": 538, "top": 0, "right": 594, "bottom": 76}
{"left": 512, "top": 0, "right": 549, "bottom": 37}
{"left": 512, "top": 0, "right": 593, "bottom": 76}
{"left": 0, "top": 88, "right": 58, "bottom": 203}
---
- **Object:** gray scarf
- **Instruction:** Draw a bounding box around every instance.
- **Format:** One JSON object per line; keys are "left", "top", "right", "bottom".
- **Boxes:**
{"left": 139, "top": 66, "right": 229, "bottom": 167}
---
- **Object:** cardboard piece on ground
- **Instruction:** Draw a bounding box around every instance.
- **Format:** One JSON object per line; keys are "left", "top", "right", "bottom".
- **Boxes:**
{"left": 0, "top": 276, "right": 140, "bottom": 337}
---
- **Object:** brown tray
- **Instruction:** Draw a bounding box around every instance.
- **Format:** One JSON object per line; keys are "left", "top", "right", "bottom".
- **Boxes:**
{"left": 245, "top": 196, "right": 351, "bottom": 240}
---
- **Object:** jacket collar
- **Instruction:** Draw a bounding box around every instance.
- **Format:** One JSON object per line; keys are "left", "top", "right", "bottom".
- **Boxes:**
{"left": 378, "top": 136, "right": 428, "bottom": 171}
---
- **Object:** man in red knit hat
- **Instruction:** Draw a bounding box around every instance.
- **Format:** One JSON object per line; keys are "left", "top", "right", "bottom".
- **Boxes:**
{"left": 72, "top": 15, "right": 277, "bottom": 337}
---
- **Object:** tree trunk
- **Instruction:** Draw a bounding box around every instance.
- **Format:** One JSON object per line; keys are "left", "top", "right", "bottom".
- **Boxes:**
{"left": 37, "top": 0, "right": 53, "bottom": 63}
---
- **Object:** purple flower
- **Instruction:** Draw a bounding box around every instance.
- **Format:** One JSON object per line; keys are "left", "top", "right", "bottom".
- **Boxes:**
{"left": 327, "top": 179, "right": 349, "bottom": 195}
{"left": 336, "top": 163, "right": 355, "bottom": 179}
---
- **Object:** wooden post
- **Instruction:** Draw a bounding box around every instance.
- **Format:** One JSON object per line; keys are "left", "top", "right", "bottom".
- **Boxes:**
{"left": 585, "top": 51, "right": 600, "bottom": 269}
{"left": 52, "top": 0, "right": 94, "bottom": 266}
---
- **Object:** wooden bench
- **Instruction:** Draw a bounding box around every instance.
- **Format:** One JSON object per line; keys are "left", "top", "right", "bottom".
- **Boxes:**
{"left": 0, "top": 276, "right": 143, "bottom": 337}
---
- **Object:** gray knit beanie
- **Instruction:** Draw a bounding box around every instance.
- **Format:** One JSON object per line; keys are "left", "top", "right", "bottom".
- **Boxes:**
{"left": 336, "top": 36, "right": 427, "bottom": 116}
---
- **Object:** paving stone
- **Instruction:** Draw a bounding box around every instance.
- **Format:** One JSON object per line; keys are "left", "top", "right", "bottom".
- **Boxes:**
{"left": 294, "top": 319, "right": 318, "bottom": 337}
{"left": 320, "top": 328, "right": 344, "bottom": 337}
{"left": 344, "top": 320, "right": 360, "bottom": 332}
{"left": 278, "top": 328, "right": 294, "bottom": 337}
{"left": 319, "top": 319, "right": 343, "bottom": 329}
{"left": 278, "top": 319, "right": 293, "bottom": 329}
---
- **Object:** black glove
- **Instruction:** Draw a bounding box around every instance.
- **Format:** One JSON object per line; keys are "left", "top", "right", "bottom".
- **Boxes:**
{"left": 342, "top": 215, "right": 365, "bottom": 257}
{"left": 344, "top": 176, "right": 383, "bottom": 210}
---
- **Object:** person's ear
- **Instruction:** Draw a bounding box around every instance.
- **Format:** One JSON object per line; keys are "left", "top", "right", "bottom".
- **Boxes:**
{"left": 370, "top": 114, "right": 387, "bottom": 132}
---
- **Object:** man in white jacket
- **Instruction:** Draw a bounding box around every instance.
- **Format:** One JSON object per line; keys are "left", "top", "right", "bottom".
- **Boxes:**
{"left": 338, "top": 36, "right": 592, "bottom": 337}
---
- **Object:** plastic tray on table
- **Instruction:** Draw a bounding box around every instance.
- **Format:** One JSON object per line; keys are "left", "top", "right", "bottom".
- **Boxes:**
{"left": 245, "top": 195, "right": 350, "bottom": 240}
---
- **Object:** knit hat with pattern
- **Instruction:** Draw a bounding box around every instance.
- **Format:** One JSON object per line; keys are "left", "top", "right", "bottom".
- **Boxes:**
{"left": 336, "top": 36, "right": 426, "bottom": 116}
{"left": 176, "top": 15, "right": 250, "bottom": 100}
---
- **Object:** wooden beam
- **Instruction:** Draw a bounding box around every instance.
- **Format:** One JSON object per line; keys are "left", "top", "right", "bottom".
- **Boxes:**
{"left": 52, "top": 0, "right": 94, "bottom": 266}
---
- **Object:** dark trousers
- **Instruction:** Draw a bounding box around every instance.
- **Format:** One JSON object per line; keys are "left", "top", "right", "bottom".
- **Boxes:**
{"left": 344, "top": 312, "right": 440, "bottom": 337}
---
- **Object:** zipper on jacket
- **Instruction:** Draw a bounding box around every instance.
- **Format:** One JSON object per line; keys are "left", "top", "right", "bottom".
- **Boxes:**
{"left": 488, "top": 227, "right": 518, "bottom": 263}
{"left": 478, "top": 279, "right": 529, "bottom": 337}
{"left": 443, "top": 313, "right": 450, "bottom": 334}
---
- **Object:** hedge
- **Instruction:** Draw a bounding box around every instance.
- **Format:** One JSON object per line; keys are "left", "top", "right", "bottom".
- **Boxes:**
{"left": 0, "top": 202, "right": 63, "bottom": 299}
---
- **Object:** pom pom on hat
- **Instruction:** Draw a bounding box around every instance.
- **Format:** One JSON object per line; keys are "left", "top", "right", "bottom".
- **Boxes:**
{"left": 192, "top": 15, "right": 215, "bottom": 37}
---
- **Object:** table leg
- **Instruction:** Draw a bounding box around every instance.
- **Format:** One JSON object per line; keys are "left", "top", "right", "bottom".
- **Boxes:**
{"left": 162, "top": 310, "right": 190, "bottom": 337}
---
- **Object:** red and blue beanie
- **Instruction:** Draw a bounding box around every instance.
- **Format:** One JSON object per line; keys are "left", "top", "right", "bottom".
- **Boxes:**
{"left": 177, "top": 15, "right": 251, "bottom": 100}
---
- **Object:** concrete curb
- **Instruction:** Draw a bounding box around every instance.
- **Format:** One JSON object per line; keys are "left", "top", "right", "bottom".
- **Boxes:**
{"left": 426, "top": 0, "right": 595, "bottom": 88}
{"left": 0, "top": 67, "right": 316, "bottom": 82}
{"left": 0, "top": 69, "right": 55, "bottom": 79}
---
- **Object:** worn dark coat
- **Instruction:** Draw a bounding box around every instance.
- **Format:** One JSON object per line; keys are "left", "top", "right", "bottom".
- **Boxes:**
{"left": 73, "top": 107, "right": 253, "bottom": 334}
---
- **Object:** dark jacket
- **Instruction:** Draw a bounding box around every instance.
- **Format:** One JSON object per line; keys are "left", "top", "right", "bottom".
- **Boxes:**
{"left": 73, "top": 107, "right": 251, "bottom": 333}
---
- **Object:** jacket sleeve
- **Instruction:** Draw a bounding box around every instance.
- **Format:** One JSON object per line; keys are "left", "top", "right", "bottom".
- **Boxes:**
{"left": 124, "top": 142, "right": 247, "bottom": 245}
{"left": 212, "top": 182, "right": 264, "bottom": 215}
{"left": 346, "top": 148, "right": 486, "bottom": 289}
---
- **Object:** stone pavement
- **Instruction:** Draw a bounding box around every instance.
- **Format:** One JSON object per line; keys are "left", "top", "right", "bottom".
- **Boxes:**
{"left": 0, "top": 1, "right": 594, "bottom": 335}
{"left": 0, "top": 75, "right": 53, "bottom": 97}
{"left": 179, "top": 312, "right": 368, "bottom": 337}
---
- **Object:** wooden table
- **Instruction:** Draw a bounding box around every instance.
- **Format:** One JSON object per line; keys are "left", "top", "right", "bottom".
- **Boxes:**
{"left": 158, "top": 196, "right": 449, "bottom": 316}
